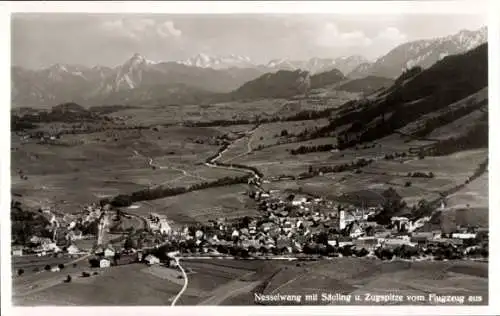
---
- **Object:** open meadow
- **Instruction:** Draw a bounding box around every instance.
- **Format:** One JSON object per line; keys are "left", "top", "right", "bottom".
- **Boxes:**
{"left": 127, "top": 184, "right": 257, "bottom": 224}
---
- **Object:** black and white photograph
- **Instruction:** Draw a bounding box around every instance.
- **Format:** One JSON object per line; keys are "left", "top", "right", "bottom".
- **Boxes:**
{"left": 2, "top": 0, "right": 497, "bottom": 313}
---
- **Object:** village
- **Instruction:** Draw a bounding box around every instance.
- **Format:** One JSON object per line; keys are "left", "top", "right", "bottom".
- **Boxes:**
{"left": 12, "top": 173, "right": 489, "bottom": 278}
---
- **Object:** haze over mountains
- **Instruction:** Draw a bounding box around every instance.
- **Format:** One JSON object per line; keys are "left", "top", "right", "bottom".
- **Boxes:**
{"left": 11, "top": 26, "right": 486, "bottom": 108}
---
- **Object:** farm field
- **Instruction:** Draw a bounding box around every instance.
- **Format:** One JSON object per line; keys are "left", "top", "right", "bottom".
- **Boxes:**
{"left": 248, "top": 119, "right": 331, "bottom": 148}
{"left": 363, "top": 149, "right": 487, "bottom": 178}
{"left": 13, "top": 263, "right": 200, "bottom": 306}
{"left": 441, "top": 171, "right": 489, "bottom": 228}
{"left": 109, "top": 99, "right": 292, "bottom": 126}
{"left": 266, "top": 174, "right": 439, "bottom": 207}
{"left": 255, "top": 258, "right": 488, "bottom": 306}
{"left": 229, "top": 131, "right": 455, "bottom": 179}
{"left": 127, "top": 184, "right": 257, "bottom": 224}
{"left": 262, "top": 150, "right": 487, "bottom": 208}
{"left": 12, "top": 258, "right": 277, "bottom": 306}
{"left": 11, "top": 124, "right": 247, "bottom": 213}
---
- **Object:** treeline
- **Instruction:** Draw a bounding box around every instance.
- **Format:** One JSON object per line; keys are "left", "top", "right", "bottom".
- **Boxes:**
{"left": 291, "top": 144, "right": 335, "bottom": 155}
{"left": 309, "top": 158, "right": 373, "bottom": 175}
{"left": 407, "top": 171, "right": 434, "bottom": 178}
{"left": 11, "top": 116, "right": 38, "bottom": 131}
{"left": 383, "top": 152, "right": 408, "bottom": 160}
{"left": 107, "top": 174, "right": 251, "bottom": 207}
{"left": 468, "top": 159, "right": 488, "bottom": 184}
{"left": 15, "top": 103, "right": 99, "bottom": 124}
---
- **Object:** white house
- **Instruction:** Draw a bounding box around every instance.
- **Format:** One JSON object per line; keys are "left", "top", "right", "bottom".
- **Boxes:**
{"left": 104, "top": 247, "right": 115, "bottom": 258}
{"left": 100, "top": 258, "right": 111, "bottom": 268}
{"left": 144, "top": 254, "right": 160, "bottom": 265}
{"left": 167, "top": 251, "right": 180, "bottom": 258}
{"left": 292, "top": 197, "right": 307, "bottom": 206}
{"left": 195, "top": 230, "right": 204, "bottom": 239}
{"left": 159, "top": 220, "right": 172, "bottom": 235}
{"left": 451, "top": 233, "right": 477, "bottom": 239}
{"left": 51, "top": 266, "right": 60, "bottom": 272}
{"left": 12, "top": 247, "right": 23, "bottom": 256}
{"left": 67, "top": 244, "right": 80, "bottom": 255}
{"left": 338, "top": 241, "right": 354, "bottom": 247}
{"left": 42, "top": 242, "right": 61, "bottom": 253}
{"left": 349, "top": 224, "right": 363, "bottom": 238}
{"left": 231, "top": 229, "right": 240, "bottom": 238}
{"left": 327, "top": 240, "right": 337, "bottom": 247}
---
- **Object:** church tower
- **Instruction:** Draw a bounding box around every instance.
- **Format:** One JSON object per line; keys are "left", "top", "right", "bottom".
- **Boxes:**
{"left": 339, "top": 210, "right": 346, "bottom": 231}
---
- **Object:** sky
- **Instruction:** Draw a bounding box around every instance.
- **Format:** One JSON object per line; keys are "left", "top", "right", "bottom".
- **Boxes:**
{"left": 11, "top": 13, "right": 487, "bottom": 69}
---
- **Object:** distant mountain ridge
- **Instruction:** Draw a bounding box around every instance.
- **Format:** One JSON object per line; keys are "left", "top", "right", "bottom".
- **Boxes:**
{"left": 177, "top": 53, "right": 255, "bottom": 69}
{"left": 11, "top": 26, "right": 487, "bottom": 108}
{"left": 348, "top": 27, "right": 487, "bottom": 79}
{"left": 265, "top": 56, "right": 368, "bottom": 75}
{"left": 12, "top": 54, "right": 266, "bottom": 107}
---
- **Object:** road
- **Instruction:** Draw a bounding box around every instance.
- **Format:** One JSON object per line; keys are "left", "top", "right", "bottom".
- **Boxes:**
{"left": 204, "top": 125, "right": 263, "bottom": 180}
{"left": 217, "top": 125, "right": 259, "bottom": 164}
{"left": 171, "top": 257, "right": 188, "bottom": 306}
{"left": 133, "top": 150, "right": 209, "bottom": 186}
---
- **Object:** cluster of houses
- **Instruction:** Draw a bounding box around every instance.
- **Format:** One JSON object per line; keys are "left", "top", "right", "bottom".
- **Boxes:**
{"left": 12, "top": 185, "right": 488, "bottom": 264}
{"left": 11, "top": 203, "right": 111, "bottom": 258}
{"left": 12, "top": 236, "right": 84, "bottom": 257}
{"left": 142, "top": 187, "right": 489, "bottom": 259}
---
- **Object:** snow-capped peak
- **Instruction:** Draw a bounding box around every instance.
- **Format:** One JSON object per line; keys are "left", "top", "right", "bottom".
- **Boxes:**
{"left": 178, "top": 53, "right": 254, "bottom": 69}
{"left": 124, "top": 53, "right": 157, "bottom": 67}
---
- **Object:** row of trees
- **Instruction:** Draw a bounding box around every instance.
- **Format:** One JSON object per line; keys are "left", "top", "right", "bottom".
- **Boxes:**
{"left": 290, "top": 144, "right": 335, "bottom": 155}
{"left": 384, "top": 152, "right": 408, "bottom": 160}
{"left": 407, "top": 171, "right": 435, "bottom": 178}
{"left": 309, "top": 158, "right": 374, "bottom": 175}
{"left": 109, "top": 174, "right": 251, "bottom": 207}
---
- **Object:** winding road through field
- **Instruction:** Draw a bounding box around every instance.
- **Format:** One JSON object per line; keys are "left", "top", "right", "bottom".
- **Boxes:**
{"left": 171, "top": 257, "right": 188, "bottom": 306}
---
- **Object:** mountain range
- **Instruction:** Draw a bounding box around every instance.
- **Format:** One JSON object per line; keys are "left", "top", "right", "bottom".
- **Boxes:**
{"left": 11, "top": 26, "right": 486, "bottom": 108}
{"left": 348, "top": 27, "right": 487, "bottom": 79}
